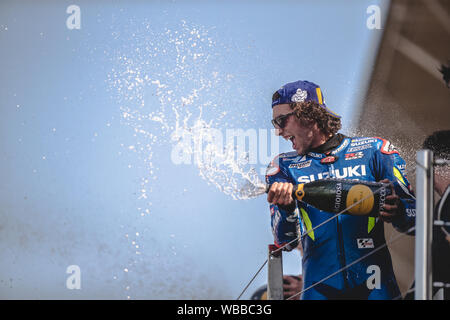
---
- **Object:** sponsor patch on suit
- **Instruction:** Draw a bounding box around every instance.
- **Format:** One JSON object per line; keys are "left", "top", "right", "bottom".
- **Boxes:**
{"left": 345, "top": 152, "right": 364, "bottom": 160}
{"left": 289, "top": 160, "right": 312, "bottom": 169}
{"left": 357, "top": 238, "right": 374, "bottom": 249}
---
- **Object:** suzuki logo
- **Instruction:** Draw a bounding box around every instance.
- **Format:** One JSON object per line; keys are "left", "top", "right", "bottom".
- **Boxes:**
{"left": 297, "top": 165, "right": 367, "bottom": 183}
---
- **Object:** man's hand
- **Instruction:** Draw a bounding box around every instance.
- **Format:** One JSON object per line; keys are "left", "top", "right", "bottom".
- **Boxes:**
{"left": 267, "top": 182, "right": 294, "bottom": 207}
{"left": 283, "top": 275, "right": 303, "bottom": 300}
{"left": 379, "top": 179, "right": 401, "bottom": 223}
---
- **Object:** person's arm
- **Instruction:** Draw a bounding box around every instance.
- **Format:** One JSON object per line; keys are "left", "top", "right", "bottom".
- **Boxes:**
{"left": 283, "top": 275, "right": 303, "bottom": 300}
{"left": 371, "top": 138, "right": 416, "bottom": 233}
{"left": 266, "top": 156, "right": 299, "bottom": 251}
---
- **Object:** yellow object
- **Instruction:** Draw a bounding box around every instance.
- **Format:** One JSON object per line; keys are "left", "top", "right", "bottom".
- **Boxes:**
{"left": 368, "top": 217, "right": 376, "bottom": 233}
{"left": 300, "top": 208, "right": 315, "bottom": 241}
{"left": 346, "top": 184, "right": 374, "bottom": 215}
{"left": 393, "top": 167, "right": 406, "bottom": 185}
{"left": 316, "top": 87, "right": 323, "bottom": 105}
{"left": 295, "top": 184, "right": 305, "bottom": 201}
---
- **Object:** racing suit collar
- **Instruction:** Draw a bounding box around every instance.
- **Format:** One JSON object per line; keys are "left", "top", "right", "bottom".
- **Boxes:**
{"left": 308, "top": 133, "right": 347, "bottom": 155}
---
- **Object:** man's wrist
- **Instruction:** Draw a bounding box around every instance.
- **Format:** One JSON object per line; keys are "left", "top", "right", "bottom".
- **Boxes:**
{"left": 277, "top": 201, "right": 296, "bottom": 213}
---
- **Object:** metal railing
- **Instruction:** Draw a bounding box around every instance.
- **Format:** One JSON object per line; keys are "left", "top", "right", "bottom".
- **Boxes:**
{"left": 415, "top": 149, "right": 434, "bottom": 300}
{"left": 267, "top": 244, "right": 283, "bottom": 300}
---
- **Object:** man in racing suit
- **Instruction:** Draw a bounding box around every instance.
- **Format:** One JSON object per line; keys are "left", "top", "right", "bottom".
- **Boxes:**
{"left": 266, "top": 80, "right": 416, "bottom": 300}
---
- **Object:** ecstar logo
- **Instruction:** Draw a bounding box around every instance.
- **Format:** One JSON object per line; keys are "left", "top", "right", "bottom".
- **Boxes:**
{"left": 347, "top": 144, "right": 372, "bottom": 152}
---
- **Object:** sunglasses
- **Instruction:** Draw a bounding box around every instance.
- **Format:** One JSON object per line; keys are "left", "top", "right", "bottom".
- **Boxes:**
{"left": 271, "top": 112, "right": 296, "bottom": 129}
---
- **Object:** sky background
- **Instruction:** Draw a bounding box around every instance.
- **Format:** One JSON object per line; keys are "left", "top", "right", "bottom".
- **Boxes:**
{"left": 0, "top": 0, "right": 388, "bottom": 299}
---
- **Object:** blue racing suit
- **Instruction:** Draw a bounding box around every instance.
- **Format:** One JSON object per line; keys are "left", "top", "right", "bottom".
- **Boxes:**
{"left": 266, "top": 134, "right": 416, "bottom": 300}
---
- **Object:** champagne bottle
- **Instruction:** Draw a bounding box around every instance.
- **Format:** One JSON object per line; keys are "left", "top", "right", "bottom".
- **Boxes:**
{"left": 267, "top": 178, "right": 391, "bottom": 217}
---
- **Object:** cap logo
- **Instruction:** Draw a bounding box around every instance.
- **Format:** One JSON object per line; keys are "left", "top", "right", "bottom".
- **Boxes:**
{"left": 291, "top": 88, "right": 308, "bottom": 103}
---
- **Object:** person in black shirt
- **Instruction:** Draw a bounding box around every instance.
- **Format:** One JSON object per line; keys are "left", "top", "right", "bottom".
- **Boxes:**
{"left": 405, "top": 130, "right": 450, "bottom": 299}
{"left": 425, "top": 131, "right": 450, "bottom": 299}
